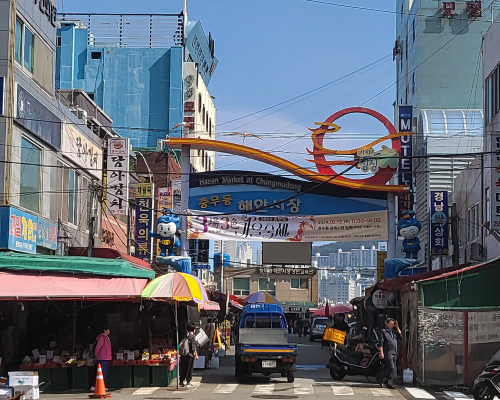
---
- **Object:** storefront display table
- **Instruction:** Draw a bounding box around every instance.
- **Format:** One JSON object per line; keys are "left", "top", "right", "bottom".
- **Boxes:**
{"left": 133, "top": 365, "right": 150, "bottom": 387}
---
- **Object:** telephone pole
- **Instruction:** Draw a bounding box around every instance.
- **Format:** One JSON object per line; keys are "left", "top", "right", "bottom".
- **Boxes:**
{"left": 451, "top": 203, "right": 459, "bottom": 266}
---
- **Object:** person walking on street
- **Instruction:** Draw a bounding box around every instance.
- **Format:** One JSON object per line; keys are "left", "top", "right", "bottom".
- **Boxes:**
{"left": 379, "top": 318, "right": 401, "bottom": 389}
{"left": 179, "top": 324, "right": 198, "bottom": 388}
{"left": 297, "top": 318, "right": 304, "bottom": 337}
{"left": 91, "top": 327, "right": 111, "bottom": 392}
{"left": 293, "top": 319, "right": 298, "bottom": 334}
{"left": 288, "top": 319, "right": 293, "bottom": 334}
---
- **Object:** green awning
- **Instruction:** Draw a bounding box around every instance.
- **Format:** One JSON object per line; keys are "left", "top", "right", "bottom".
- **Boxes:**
{"left": 0, "top": 252, "right": 155, "bottom": 279}
{"left": 421, "top": 257, "right": 500, "bottom": 310}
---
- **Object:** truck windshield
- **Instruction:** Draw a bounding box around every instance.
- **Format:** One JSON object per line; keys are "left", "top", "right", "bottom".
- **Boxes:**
{"left": 244, "top": 314, "right": 284, "bottom": 329}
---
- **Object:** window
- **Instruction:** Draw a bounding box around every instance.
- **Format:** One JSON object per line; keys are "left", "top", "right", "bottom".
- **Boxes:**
{"left": 291, "top": 278, "right": 309, "bottom": 289}
{"left": 56, "top": 36, "right": 61, "bottom": 47}
{"left": 15, "top": 19, "right": 22, "bottom": 64}
{"left": 20, "top": 137, "right": 41, "bottom": 213}
{"left": 412, "top": 19, "right": 416, "bottom": 42}
{"left": 23, "top": 27, "right": 34, "bottom": 73}
{"left": 259, "top": 278, "right": 276, "bottom": 295}
{"left": 468, "top": 204, "right": 479, "bottom": 242}
{"left": 412, "top": 73, "right": 415, "bottom": 95}
{"left": 68, "top": 169, "right": 79, "bottom": 225}
{"left": 244, "top": 314, "right": 284, "bottom": 329}
{"left": 233, "top": 278, "right": 250, "bottom": 296}
{"left": 15, "top": 19, "right": 35, "bottom": 74}
{"left": 198, "top": 94, "right": 202, "bottom": 113}
{"left": 91, "top": 51, "right": 102, "bottom": 60}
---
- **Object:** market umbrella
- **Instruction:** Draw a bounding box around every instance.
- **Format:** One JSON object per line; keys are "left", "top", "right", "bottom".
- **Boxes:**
{"left": 142, "top": 272, "right": 210, "bottom": 389}
{"left": 242, "top": 291, "right": 280, "bottom": 305}
{"left": 313, "top": 304, "right": 352, "bottom": 317}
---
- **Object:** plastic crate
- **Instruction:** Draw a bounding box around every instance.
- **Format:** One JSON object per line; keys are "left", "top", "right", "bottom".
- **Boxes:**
{"left": 51, "top": 368, "right": 71, "bottom": 391}
{"left": 72, "top": 366, "right": 89, "bottom": 390}
{"left": 150, "top": 365, "right": 169, "bottom": 387}
{"left": 107, "top": 365, "right": 132, "bottom": 388}
{"left": 323, "top": 328, "right": 346, "bottom": 344}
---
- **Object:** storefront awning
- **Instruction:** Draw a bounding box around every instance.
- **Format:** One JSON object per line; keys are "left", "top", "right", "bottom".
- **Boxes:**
{"left": 68, "top": 247, "right": 153, "bottom": 272}
{"left": 0, "top": 252, "right": 155, "bottom": 279}
{"left": 0, "top": 271, "right": 148, "bottom": 300}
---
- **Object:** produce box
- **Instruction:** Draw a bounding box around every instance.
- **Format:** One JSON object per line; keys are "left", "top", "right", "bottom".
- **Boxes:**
{"left": 12, "top": 385, "right": 39, "bottom": 400}
{"left": 107, "top": 365, "right": 132, "bottom": 389}
{"left": 72, "top": 366, "right": 90, "bottom": 390}
{"left": 8, "top": 371, "right": 39, "bottom": 386}
{"left": 150, "top": 365, "right": 169, "bottom": 387}
{"left": 0, "top": 387, "right": 13, "bottom": 400}
{"left": 133, "top": 365, "right": 150, "bottom": 387}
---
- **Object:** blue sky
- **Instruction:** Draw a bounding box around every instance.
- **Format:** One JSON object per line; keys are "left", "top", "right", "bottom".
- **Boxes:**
{"left": 59, "top": 0, "right": 397, "bottom": 173}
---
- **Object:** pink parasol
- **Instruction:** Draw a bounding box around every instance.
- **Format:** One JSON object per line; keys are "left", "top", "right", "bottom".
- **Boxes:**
{"left": 313, "top": 304, "right": 352, "bottom": 317}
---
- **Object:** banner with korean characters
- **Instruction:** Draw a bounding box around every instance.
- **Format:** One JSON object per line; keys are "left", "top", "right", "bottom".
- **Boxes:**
{"left": 62, "top": 124, "right": 103, "bottom": 179}
{"left": 157, "top": 187, "right": 173, "bottom": 256}
{"left": 0, "top": 207, "right": 38, "bottom": 254}
{"left": 187, "top": 210, "right": 387, "bottom": 242}
{"left": 37, "top": 217, "right": 58, "bottom": 250}
{"left": 106, "top": 138, "right": 130, "bottom": 215}
{"left": 430, "top": 191, "right": 449, "bottom": 256}
{"left": 468, "top": 311, "right": 500, "bottom": 344}
{"left": 135, "top": 183, "right": 153, "bottom": 261}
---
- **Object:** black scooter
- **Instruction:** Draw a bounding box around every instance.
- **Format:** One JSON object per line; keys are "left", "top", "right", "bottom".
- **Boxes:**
{"left": 473, "top": 357, "right": 500, "bottom": 400}
{"left": 326, "top": 334, "right": 384, "bottom": 382}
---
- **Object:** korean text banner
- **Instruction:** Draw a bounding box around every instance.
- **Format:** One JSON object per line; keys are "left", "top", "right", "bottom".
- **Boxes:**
{"left": 187, "top": 210, "right": 387, "bottom": 242}
{"left": 106, "top": 138, "right": 130, "bottom": 215}
{"left": 0, "top": 207, "right": 38, "bottom": 254}
{"left": 430, "top": 190, "right": 449, "bottom": 256}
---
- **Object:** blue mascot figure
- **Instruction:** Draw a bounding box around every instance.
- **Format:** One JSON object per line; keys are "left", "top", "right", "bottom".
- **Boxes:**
{"left": 149, "top": 209, "right": 181, "bottom": 257}
{"left": 397, "top": 210, "right": 421, "bottom": 259}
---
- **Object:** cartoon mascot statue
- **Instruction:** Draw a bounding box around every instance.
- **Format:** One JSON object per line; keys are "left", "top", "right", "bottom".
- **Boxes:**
{"left": 149, "top": 209, "right": 181, "bottom": 257}
{"left": 397, "top": 210, "right": 421, "bottom": 259}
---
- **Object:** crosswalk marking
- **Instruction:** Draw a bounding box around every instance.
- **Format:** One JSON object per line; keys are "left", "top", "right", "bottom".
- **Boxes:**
{"left": 444, "top": 392, "right": 471, "bottom": 399}
{"left": 294, "top": 381, "right": 314, "bottom": 395}
{"left": 213, "top": 384, "right": 239, "bottom": 394}
{"left": 331, "top": 385, "right": 354, "bottom": 395}
{"left": 406, "top": 388, "right": 436, "bottom": 399}
{"left": 132, "top": 387, "right": 159, "bottom": 395}
{"left": 253, "top": 384, "right": 275, "bottom": 395}
{"left": 370, "top": 388, "right": 394, "bottom": 397}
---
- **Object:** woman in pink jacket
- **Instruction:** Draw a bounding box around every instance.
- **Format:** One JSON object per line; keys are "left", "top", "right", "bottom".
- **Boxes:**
{"left": 91, "top": 327, "right": 111, "bottom": 392}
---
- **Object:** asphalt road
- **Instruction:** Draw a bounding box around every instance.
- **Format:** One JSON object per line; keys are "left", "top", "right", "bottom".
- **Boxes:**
{"left": 38, "top": 335, "right": 470, "bottom": 400}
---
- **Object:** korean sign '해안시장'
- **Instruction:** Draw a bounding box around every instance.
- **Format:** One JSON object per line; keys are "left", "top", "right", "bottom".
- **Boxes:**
{"left": 106, "top": 138, "right": 130, "bottom": 215}
{"left": 430, "top": 191, "right": 449, "bottom": 256}
{"left": 0, "top": 207, "right": 38, "bottom": 254}
{"left": 187, "top": 210, "right": 388, "bottom": 242}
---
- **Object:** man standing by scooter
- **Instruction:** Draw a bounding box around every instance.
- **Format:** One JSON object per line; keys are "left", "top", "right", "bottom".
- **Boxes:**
{"left": 379, "top": 318, "right": 401, "bottom": 389}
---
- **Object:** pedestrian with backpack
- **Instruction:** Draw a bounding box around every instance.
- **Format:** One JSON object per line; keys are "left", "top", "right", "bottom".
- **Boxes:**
{"left": 179, "top": 324, "right": 198, "bottom": 388}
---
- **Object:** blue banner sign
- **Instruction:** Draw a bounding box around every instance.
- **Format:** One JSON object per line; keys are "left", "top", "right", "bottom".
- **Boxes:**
{"left": 190, "top": 189, "right": 386, "bottom": 215}
{"left": 135, "top": 197, "right": 153, "bottom": 260}
{"left": 37, "top": 217, "right": 58, "bottom": 250}
{"left": 0, "top": 207, "right": 38, "bottom": 254}
{"left": 192, "top": 264, "right": 211, "bottom": 270}
{"left": 430, "top": 191, "right": 449, "bottom": 256}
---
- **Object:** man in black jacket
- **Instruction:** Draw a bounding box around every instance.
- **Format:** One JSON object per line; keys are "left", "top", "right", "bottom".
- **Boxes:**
{"left": 379, "top": 318, "right": 401, "bottom": 389}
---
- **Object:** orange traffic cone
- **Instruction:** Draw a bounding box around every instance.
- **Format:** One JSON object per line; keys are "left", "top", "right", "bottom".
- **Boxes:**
{"left": 89, "top": 364, "right": 111, "bottom": 399}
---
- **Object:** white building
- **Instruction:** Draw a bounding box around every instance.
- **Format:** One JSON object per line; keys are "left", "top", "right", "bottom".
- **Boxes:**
{"left": 319, "top": 272, "right": 357, "bottom": 304}
{"left": 213, "top": 241, "right": 238, "bottom": 264}
{"left": 183, "top": 62, "right": 216, "bottom": 173}
{"left": 237, "top": 242, "right": 253, "bottom": 267}
{"left": 255, "top": 247, "right": 263, "bottom": 266}
{"left": 313, "top": 253, "right": 330, "bottom": 269}
{"left": 351, "top": 246, "right": 377, "bottom": 268}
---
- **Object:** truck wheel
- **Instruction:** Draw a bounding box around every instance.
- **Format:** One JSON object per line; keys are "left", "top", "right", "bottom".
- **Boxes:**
{"left": 238, "top": 364, "right": 248, "bottom": 383}
{"left": 287, "top": 370, "right": 295, "bottom": 383}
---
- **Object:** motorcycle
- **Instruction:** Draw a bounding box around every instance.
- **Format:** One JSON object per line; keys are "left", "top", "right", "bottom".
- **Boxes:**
{"left": 473, "top": 350, "right": 500, "bottom": 400}
{"left": 326, "top": 330, "right": 384, "bottom": 382}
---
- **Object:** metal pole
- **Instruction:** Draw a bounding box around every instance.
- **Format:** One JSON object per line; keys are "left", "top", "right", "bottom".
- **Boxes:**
{"left": 387, "top": 193, "right": 397, "bottom": 259}
{"left": 175, "top": 300, "right": 180, "bottom": 389}
{"left": 451, "top": 203, "right": 459, "bottom": 266}
{"left": 180, "top": 144, "right": 190, "bottom": 257}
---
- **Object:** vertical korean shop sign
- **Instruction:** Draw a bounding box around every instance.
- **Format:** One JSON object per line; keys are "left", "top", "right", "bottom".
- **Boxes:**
{"left": 156, "top": 187, "right": 172, "bottom": 256}
{"left": 491, "top": 132, "right": 500, "bottom": 229}
{"left": 106, "top": 138, "right": 130, "bottom": 215}
{"left": 398, "top": 106, "right": 413, "bottom": 213}
{"left": 37, "top": 217, "right": 58, "bottom": 250}
{"left": 430, "top": 191, "right": 449, "bottom": 256}
{"left": 135, "top": 183, "right": 153, "bottom": 260}
{"left": 0, "top": 207, "right": 38, "bottom": 254}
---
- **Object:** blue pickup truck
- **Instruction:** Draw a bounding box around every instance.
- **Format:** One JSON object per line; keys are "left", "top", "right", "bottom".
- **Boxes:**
{"left": 235, "top": 303, "right": 298, "bottom": 383}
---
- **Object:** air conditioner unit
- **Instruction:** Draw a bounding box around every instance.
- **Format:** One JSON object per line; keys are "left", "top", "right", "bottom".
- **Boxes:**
{"left": 77, "top": 107, "right": 88, "bottom": 122}
{"left": 470, "top": 242, "right": 486, "bottom": 261}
